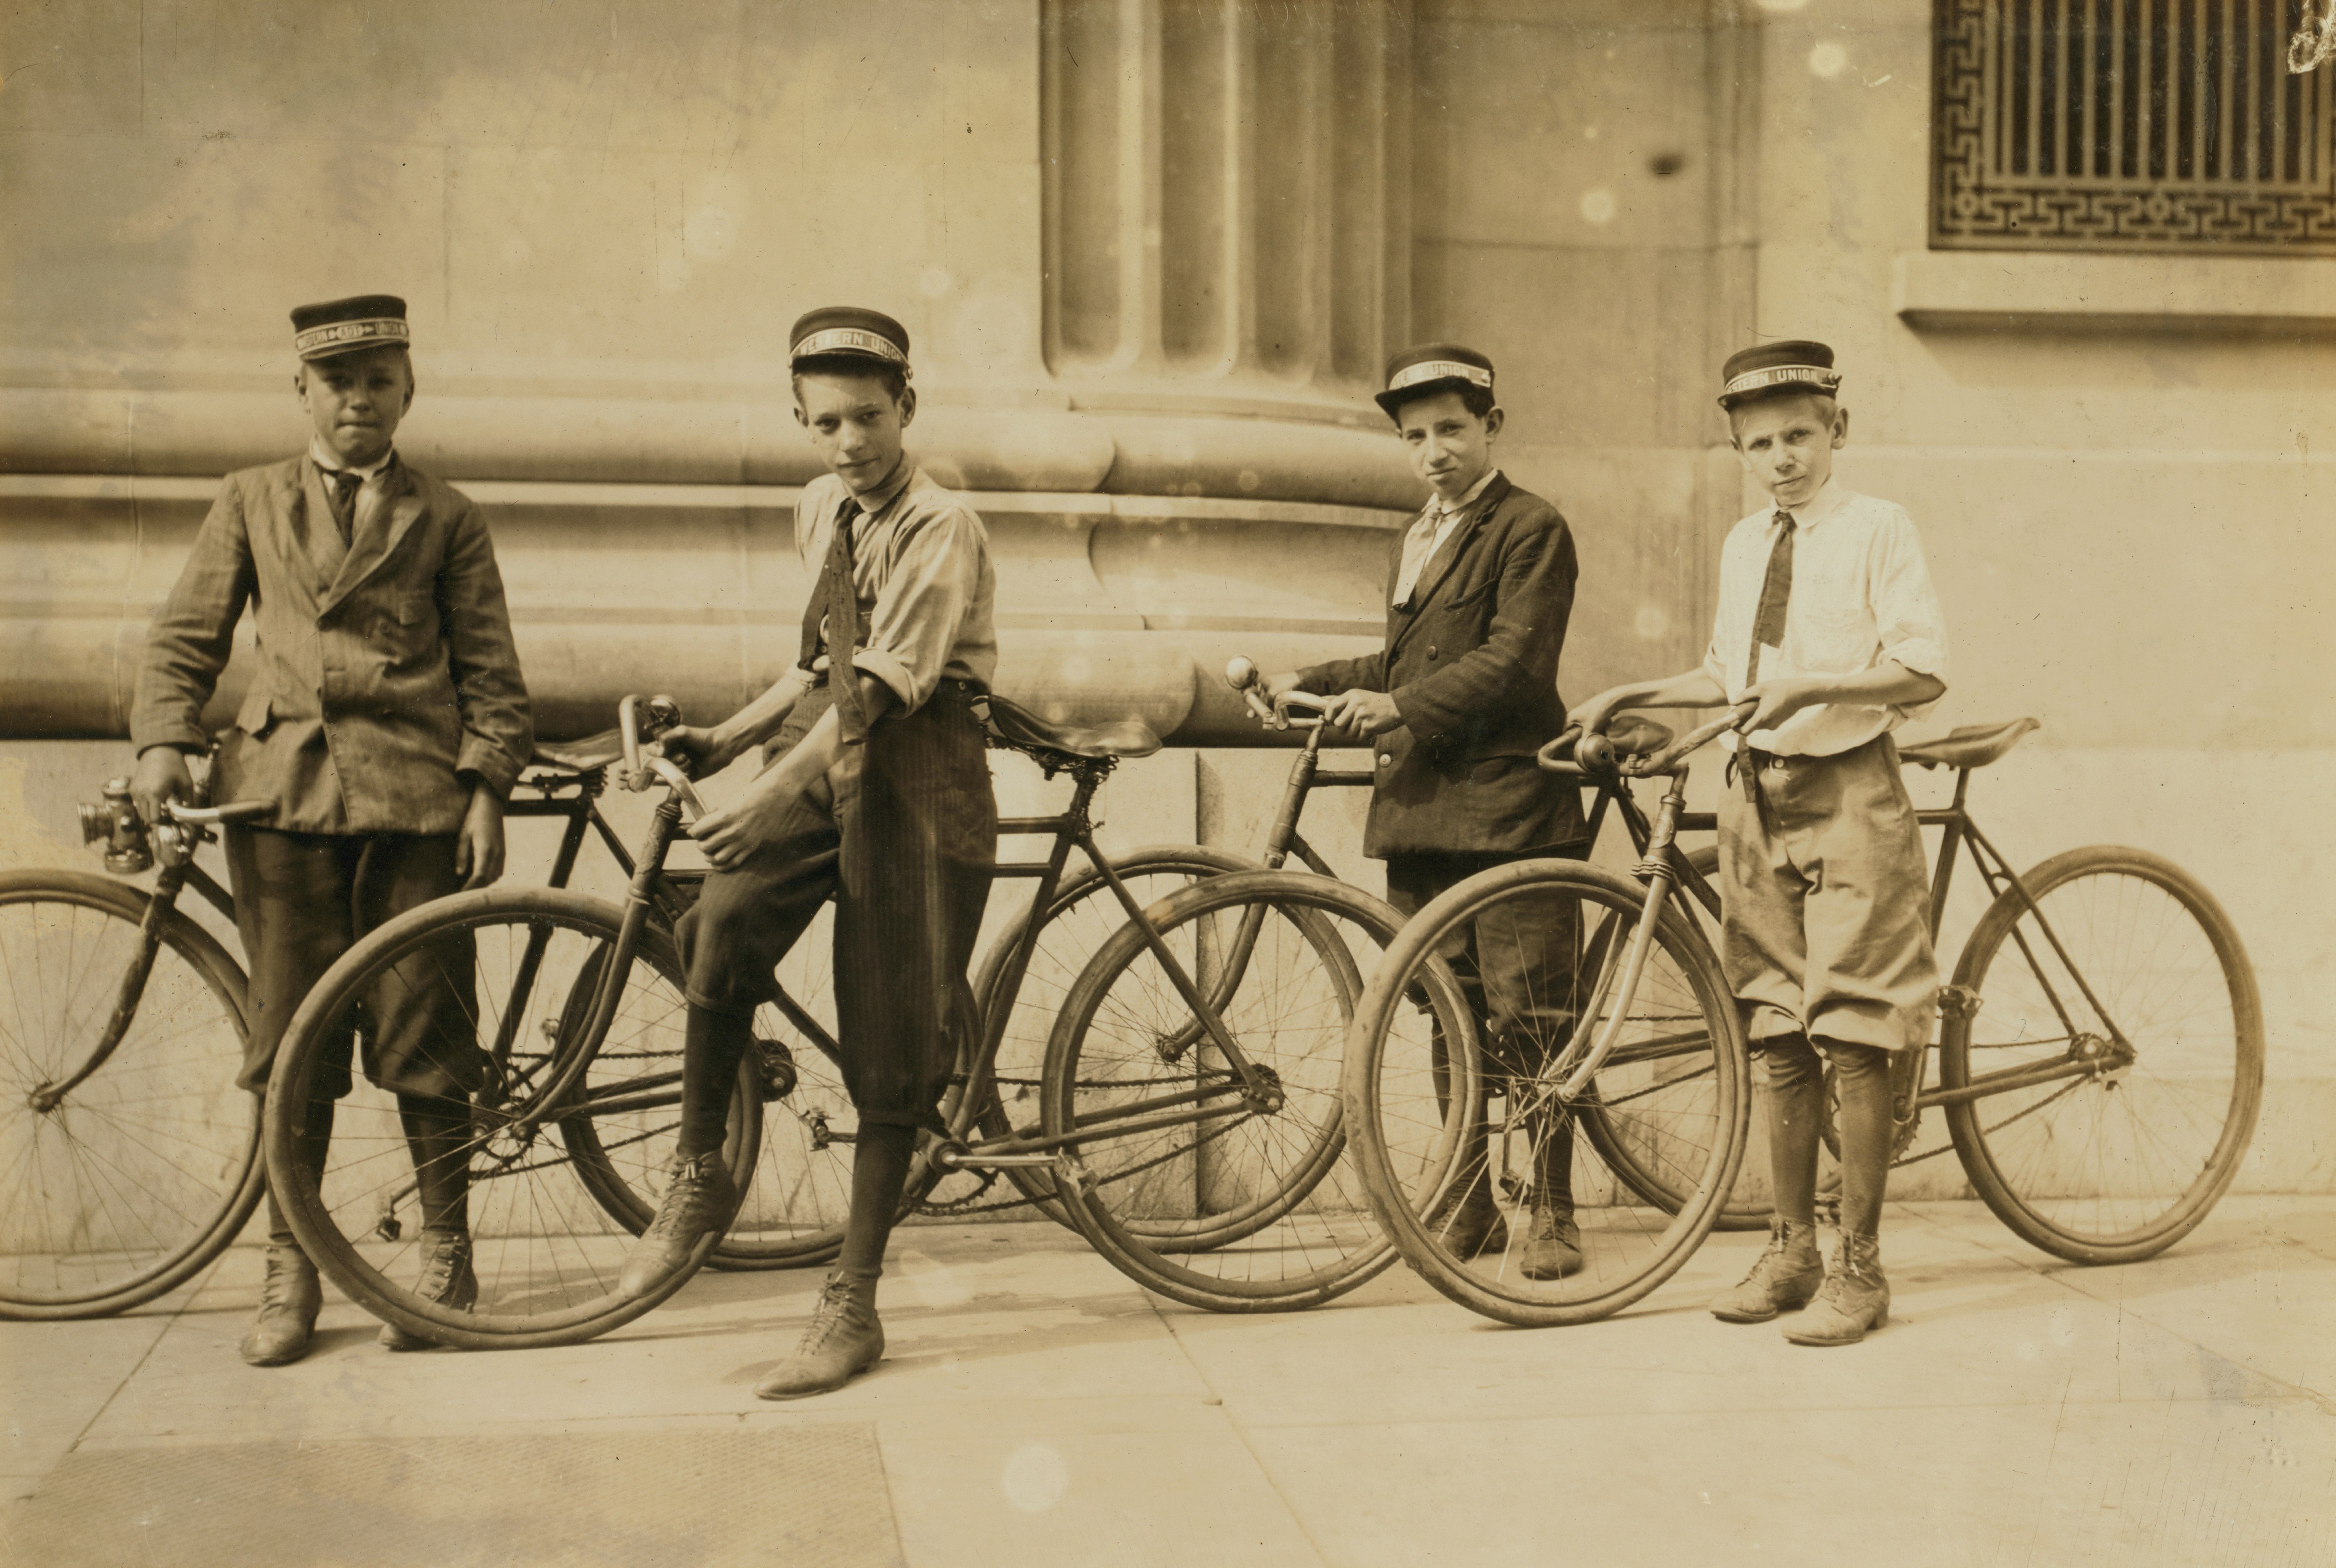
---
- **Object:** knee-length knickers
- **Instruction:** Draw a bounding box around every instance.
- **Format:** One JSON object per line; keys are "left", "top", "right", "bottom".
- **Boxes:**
{"left": 677, "top": 678, "right": 998, "bottom": 1134}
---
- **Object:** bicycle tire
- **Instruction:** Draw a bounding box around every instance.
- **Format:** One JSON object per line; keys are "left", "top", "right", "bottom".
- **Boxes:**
{"left": 1344, "top": 860, "right": 1749, "bottom": 1327}
{"left": 965, "top": 844, "right": 1260, "bottom": 1224}
{"left": 1941, "top": 845, "right": 2263, "bottom": 1264}
{"left": 0, "top": 869, "right": 263, "bottom": 1320}
{"left": 554, "top": 937, "right": 768, "bottom": 1266}
{"left": 1575, "top": 844, "right": 1779, "bottom": 1232}
{"left": 1043, "top": 871, "right": 1464, "bottom": 1312}
{"left": 264, "top": 887, "right": 760, "bottom": 1350}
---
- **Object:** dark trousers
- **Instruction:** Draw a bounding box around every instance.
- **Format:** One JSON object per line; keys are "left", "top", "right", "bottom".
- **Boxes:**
{"left": 1386, "top": 846, "right": 1585, "bottom": 1209}
{"left": 223, "top": 825, "right": 479, "bottom": 1249}
{"left": 222, "top": 826, "right": 478, "bottom": 1099}
{"left": 677, "top": 680, "right": 997, "bottom": 1134}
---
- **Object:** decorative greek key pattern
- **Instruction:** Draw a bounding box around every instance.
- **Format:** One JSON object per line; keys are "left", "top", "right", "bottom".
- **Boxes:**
{"left": 1932, "top": 0, "right": 2336, "bottom": 253}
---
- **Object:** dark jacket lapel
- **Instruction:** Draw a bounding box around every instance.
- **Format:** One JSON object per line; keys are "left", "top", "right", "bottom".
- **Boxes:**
{"left": 1389, "top": 473, "right": 1511, "bottom": 656}
{"left": 320, "top": 458, "right": 426, "bottom": 615}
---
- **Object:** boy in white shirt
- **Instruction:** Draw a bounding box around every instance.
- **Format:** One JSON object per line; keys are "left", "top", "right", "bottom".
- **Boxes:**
{"left": 1570, "top": 341, "right": 1948, "bottom": 1344}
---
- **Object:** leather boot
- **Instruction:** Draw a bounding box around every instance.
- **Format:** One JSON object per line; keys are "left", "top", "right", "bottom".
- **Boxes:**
{"left": 1784, "top": 1229, "right": 1890, "bottom": 1345}
{"left": 1424, "top": 1168, "right": 1509, "bottom": 1260}
{"left": 618, "top": 1151, "right": 740, "bottom": 1299}
{"left": 1709, "top": 1219, "right": 1824, "bottom": 1323}
{"left": 379, "top": 1228, "right": 478, "bottom": 1350}
{"left": 755, "top": 1270, "right": 884, "bottom": 1400}
{"left": 240, "top": 1245, "right": 324, "bottom": 1367}
{"left": 1517, "top": 1201, "right": 1583, "bottom": 1280}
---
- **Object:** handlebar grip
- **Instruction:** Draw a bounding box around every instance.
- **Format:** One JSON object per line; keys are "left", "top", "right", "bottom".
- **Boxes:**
{"left": 1272, "top": 691, "right": 1330, "bottom": 730}
{"left": 1534, "top": 726, "right": 1584, "bottom": 774}
{"left": 166, "top": 800, "right": 276, "bottom": 826}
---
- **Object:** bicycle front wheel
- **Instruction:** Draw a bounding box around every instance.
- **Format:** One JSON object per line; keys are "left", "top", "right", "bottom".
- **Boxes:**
{"left": 1043, "top": 871, "right": 1459, "bottom": 1312}
{"left": 0, "top": 871, "right": 261, "bottom": 1320}
{"left": 265, "top": 887, "right": 759, "bottom": 1351}
{"left": 1344, "top": 860, "right": 1749, "bottom": 1327}
{"left": 1941, "top": 846, "right": 2263, "bottom": 1264}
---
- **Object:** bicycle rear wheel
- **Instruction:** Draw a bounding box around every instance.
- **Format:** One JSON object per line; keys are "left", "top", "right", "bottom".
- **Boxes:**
{"left": 1344, "top": 861, "right": 1748, "bottom": 1327}
{"left": 0, "top": 870, "right": 261, "bottom": 1320}
{"left": 964, "top": 846, "right": 1258, "bottom": 1225}
{"left": 1043, "top": 871, "right": 1464, "bottom": 1312}
{"left": 265, "top": 887, "right": 759, "bottom": 1350}
{"left": 1941, "top": 846, "right": 2263, "bottom": 1264}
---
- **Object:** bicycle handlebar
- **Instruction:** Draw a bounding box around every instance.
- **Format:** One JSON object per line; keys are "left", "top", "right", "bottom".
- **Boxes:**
{"left": 1536, "top": 703, "right": 1756, "bottom": 779}
{"left": 1623, "top": 703, "right": 1755, "bottom": 776}
{"left": 164, "top": 800, "right": 276, "bottom": 827}
{"left": 617, "top": 694, "right": 687, "bottom": 794}
{"left": 1223, "top": 655, "right": 1333, "bottom": 731}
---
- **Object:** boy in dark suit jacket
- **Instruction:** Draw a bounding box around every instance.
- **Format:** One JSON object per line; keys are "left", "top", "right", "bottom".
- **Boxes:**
{"left": 1265, "top": 343, "right": 1587, "bottom": 1278}
{"left": 130, "top": 295, "right": 533, "bottom": 1367}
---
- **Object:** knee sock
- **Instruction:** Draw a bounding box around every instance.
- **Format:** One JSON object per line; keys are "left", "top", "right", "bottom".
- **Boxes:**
{"left": 397, "top": 1093, "right": 473, "bottom": 1236}
{"left": 1821, "top": 1039, "right": 1894, "bottom": 1238}
{"left": 1759, "top": 1035, "right": 1826, "bottom": 1231}
{"left": 837, "top": 1123, "right": 916, "bottom": 1283}
{"left": 264, "top": 1093, "right": 337, "bottom": 1250}
{"left": 678, "top": 1006, "right": 755, "bottom": 1162}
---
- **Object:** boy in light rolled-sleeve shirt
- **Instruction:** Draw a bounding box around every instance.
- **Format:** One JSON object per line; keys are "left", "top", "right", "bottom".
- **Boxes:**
{"left": 1571, "top": 341, "right": 1948, "bottom": 1346}
{"left": 619, "top": 307, "right": 999, "bottom": 1398}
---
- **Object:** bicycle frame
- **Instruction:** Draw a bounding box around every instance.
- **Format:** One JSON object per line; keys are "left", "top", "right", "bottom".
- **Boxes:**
{"left": 1585, "top": 747, "right": 2139, "bottom": 1126}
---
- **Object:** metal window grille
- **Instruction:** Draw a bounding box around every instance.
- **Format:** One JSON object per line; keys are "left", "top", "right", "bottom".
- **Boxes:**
{"left": 1932, "top": 0, "right": 2336, "bottom": 252}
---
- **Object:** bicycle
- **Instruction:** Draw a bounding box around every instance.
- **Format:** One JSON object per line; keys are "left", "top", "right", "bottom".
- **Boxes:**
{"left": 0, "top": 776, "right": 272, "bottom": 1320}
{"left": 1342, "top": 706, "right": 2265, "bottom": 1327}
{"left": 262, "top": 692, "right": 1469, "bottom": 1348}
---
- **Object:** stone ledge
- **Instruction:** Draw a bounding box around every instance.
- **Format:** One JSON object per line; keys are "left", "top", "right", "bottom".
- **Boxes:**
{"left": 0, "top": 388, "right": 1423, "bottom": 510}
{"left": 1894, "top": 249, "right": 2336, "bottom": 336}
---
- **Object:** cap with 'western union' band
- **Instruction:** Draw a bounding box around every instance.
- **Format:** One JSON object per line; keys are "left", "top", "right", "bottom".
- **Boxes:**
{"left": 1716, "top": 340, "right": 1842, "bottom": 410}
{"left": 790, "top": 307, "right": 912, "bottom": 375}
{"left": 1373, "top": 342, "right": 1495, "bottom": 418}
{"left": 291, "top": 295, "right": 410, "bottom": 362}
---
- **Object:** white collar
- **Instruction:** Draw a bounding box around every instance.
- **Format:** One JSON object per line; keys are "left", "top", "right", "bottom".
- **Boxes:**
{"left": 1775, "top": 477, "right": 1846, "bottom": 528}
{"left": 311, "top": 439, "right": 396, "bottom": 482}
{"left": 1430, "top": 467, "right": 1500, "bottom": 519}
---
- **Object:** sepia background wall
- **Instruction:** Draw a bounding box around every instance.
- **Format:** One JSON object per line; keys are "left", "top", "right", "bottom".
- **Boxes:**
{"left": 1, "top": 0, "right": 2328, "bottom": 1191}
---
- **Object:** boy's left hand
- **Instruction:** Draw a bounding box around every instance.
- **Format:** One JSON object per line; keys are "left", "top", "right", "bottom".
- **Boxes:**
{"left": 456, "top": 785, "right": 506, "bottom": 889}
{"left": 1736, "top": 677, "right": 1826, "bottom": 736}
{"left": 691, "top": 778, "right": 807, "bottom": 872}
{"left": 1323, "top": 688, "right": 1403, "bottom": 738}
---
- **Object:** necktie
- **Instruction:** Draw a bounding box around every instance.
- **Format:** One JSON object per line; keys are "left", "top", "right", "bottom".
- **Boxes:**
{"left": 798, "top": 497, "right": 869, "bottom": 745}
{"left": 326, "top": 467, "right": 363, "bottom": 547}
{"left": 1744, "top": 510, "right": 1795, "bottom": 689}
{"left": 1393, "top": 503, "right": 1448, "bottom": 608}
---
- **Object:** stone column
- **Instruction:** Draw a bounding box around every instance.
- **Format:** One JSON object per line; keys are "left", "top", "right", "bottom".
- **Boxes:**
{"left": 1041, "top": 0, "right": 1413, "bottom": 415}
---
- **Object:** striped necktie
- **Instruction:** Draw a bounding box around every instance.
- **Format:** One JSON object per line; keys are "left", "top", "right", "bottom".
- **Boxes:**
{"left": 1744, "top": 511, "right": 1795, "bottom": 688}
{"left": 326, "top": 467, "right": 363, "bottom": 547}
{"left": 799, "top": 497, "right": 869, "bottom": 744}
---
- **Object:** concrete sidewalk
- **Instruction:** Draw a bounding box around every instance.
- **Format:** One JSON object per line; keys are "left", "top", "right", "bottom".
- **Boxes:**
{"left": 7, "top": 1197, "right": 2332, "bottom": 1568}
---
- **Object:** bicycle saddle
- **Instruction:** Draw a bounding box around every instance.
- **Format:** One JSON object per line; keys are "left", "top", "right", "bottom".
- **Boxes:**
{"left": 982, "top": 694, "right": 1163, "bottom": 760}
{"left": 530, "top": 730, "right": 626, "bottom": 773}
{"left": 1607, "top": 714, "right": 1674, "bottom": 758}
{"left": 1897, "top": 717, "right": 2040, "bottom": 771}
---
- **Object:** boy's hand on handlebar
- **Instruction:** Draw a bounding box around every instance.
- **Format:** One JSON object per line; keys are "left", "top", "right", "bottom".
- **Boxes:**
{"left": 1323, "top": 688, "right": 1403, "bottom": 738}
{"left": 1735, "top": 677, "right": 1823, "bottom": 737}
{"left": 130, "top": 747, "right": 193, "bottom": 828}
{"left": 653, "top": 724, "right": 732, "bottom": 777}
{"left": 1567, "top": 692, "right": 1624, "bottom": 736}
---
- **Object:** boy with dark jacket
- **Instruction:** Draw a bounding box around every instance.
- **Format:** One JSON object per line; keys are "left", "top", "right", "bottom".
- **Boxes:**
{"left": 1265, "top": 343, "right": 1587, "bottom": 1279}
